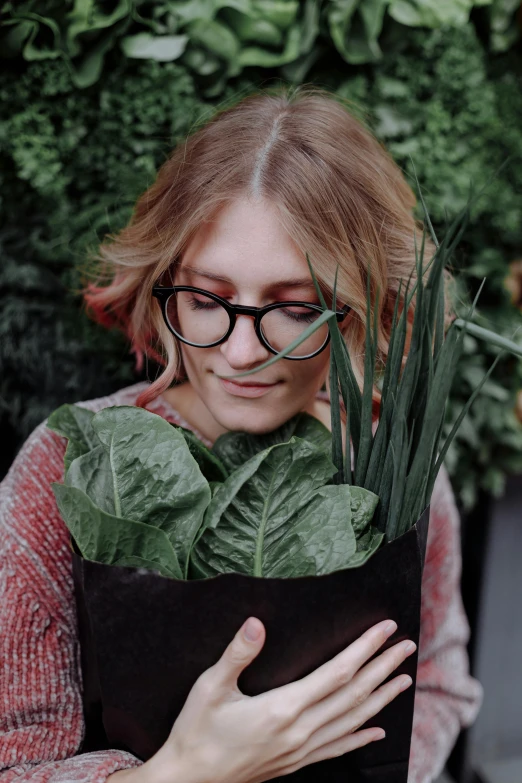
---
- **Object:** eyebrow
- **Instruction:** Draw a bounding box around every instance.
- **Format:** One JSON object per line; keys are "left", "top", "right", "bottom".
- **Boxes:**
{"left": 180, "top": 265, "right": 316, "bottom": 289}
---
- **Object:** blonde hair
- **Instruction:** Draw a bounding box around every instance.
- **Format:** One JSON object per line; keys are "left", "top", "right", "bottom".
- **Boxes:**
{"left": 82, "top": 84, "right": 450, "bottom": 412}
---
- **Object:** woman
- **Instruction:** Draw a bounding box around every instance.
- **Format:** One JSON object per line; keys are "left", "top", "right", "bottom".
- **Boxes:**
{"left": 0, "top": 85, "right": 482, "bottom": 783}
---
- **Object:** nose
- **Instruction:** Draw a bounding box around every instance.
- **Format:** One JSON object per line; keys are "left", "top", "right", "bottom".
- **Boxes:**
{"left": 219, "top": 314, "right": 271, "bottom": 369}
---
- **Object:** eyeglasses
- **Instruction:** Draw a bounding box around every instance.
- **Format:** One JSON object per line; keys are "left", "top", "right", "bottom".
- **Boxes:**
{"left": 152, "top": 285, "right": 351, "bottom": 360}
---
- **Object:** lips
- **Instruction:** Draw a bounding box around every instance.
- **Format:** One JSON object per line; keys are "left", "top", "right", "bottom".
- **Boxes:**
{"left": 226, "top": 380, "right": 274, "bottom": 387}
{"left": 218, "top": 376, "right": 281, "bottom": 398}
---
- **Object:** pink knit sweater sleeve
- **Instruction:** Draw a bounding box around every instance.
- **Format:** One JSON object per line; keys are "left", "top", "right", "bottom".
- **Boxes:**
{"left": 407, "top": 464, "right": 483, "bottom": 783}
{"left": 0, "top": 418, "right": 143, "bottom": 783}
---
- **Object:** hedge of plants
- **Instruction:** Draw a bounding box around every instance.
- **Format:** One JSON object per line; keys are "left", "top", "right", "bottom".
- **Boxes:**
{"left": 1, "top": 0, "right": 522, "bottom": 509}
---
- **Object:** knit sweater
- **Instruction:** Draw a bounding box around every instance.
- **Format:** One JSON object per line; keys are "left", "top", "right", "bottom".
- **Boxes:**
{"left": 0, "top": 380, "right": 483, "bottom": 783}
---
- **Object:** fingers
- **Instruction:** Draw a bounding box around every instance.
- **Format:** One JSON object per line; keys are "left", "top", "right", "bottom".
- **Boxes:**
{"left": 302, "top": 638, "right": 417, "bottom": 729}
{"left": 276, "top": 673, "right": 412, "bottom": 777}
{"left": 278, "top": 726, "right": 386, "bottom": 777}
{"left": 206, "top": 617, "right": 266, "bottom": 692}
{"left": 303, "top": 670, "right": 413, "bottom": 756}
{"left": 280, "top": 619, "right": 398, "bottom": 711}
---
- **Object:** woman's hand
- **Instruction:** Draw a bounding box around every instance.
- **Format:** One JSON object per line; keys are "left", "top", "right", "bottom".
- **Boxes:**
{"left": 112, "top": 616, "right": 415, "bottom": 783}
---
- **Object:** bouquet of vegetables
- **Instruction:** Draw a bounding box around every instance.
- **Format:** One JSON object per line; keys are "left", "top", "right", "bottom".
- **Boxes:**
{"left": 48, "top": 405, "right": 383, "bottom": 581}
{"left": 46, "top": 189, "right": 521, "bottom": 782}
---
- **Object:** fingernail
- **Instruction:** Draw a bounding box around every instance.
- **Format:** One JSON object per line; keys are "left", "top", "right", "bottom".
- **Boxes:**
{"left": 243, "top": 617, "right": 261, "bottom": 642}
{"left": 403, "top": 641, "right": 417, "bottom": 655}
{"left": 384, "top": 620, "right": 397, "bottom": 636}
{"left": 399, "top": 676, "right": 413, "bottom": 691}
{"left": 374, "top": 729, "right": 386, "bottom": 741}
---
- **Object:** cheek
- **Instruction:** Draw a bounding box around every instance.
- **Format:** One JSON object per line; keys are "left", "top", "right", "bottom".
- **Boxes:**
{"left": 287, "top": 352, "right": 330, "bottom": 394}
{"left": 178, "top": 344, "right": 205, "bottom": 384}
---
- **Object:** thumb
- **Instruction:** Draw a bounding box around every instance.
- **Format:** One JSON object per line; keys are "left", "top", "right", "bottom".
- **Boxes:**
{"left": 212, "top": 617, "right": 266, "bottom": 691}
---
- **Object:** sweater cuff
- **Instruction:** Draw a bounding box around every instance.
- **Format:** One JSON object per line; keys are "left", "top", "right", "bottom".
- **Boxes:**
{"left": 90, "top": 751, "right": 144, "bottom": 783}
{"left": 1, "top": 750, "right": 143, "bottom": 783}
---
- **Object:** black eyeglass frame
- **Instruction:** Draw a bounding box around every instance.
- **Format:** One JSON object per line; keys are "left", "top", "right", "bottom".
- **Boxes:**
{"left": 152, "top": 285, "right": 351, "bottom": 361}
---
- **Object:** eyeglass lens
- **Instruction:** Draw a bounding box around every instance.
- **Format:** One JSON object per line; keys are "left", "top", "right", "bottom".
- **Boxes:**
{"left": 165, "top": 290, "right": 329, "bottom": 357}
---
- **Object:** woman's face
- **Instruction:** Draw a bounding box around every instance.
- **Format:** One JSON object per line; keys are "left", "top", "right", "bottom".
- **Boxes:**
{"left": 174, "top": 196, "right": 331, "bottom": 435}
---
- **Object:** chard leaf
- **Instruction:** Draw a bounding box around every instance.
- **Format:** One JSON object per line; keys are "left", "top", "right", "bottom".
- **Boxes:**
{"left": 337, "top": 483, "right": 383, "bottom": 567}
{"left": 64, "top": 439, "right": 90, "bottom": 473}
{"left": 191, "top": 437, "right": 378, "bottom": 579}
{"left": 211, "top": 412, "right": 332, "bottom": 474}
{"left": 47, "top": 404, "right": 97, "bottom": 448}
{"left": 65, "top": 444, "right": 115, "bottom": 514}
{"left": 191, "top": 438, "right": 337, "bottom": 577}
{"left": 266, "top": 485, "right": 357, "bottom": 577}
{"left": 88, "top": 406, "right": 211, "bottom": 577}
{"left": 47, "top": 404, "right": 99, "bottom": 473}
{"left": 349, "top": 485, "right": 381, "bottom": 537}
{"left": 176, "top": 426, "right": 229, "bottom": 482}
{"left": 348, "top": 526, "right": 384, "bottom": 567}
{"left": 52, "top": 483, "right": 182, "bottom": 579}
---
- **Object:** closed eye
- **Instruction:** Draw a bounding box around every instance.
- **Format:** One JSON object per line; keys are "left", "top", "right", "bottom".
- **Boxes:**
{"left": 278, "top": 307, "right": 320, "bottom": 324}
{"left": 187, "top": 296, "right": 222, "bottom": 311}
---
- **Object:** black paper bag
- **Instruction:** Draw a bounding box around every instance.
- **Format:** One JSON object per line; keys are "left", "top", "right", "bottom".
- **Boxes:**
{"left": 72, "top": 504, "right": 430, "bottom": 783}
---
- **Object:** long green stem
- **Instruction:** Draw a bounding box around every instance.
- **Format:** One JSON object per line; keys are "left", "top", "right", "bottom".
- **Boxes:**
{"left": 453, "top": 320, "right": 522, "bottom": 358}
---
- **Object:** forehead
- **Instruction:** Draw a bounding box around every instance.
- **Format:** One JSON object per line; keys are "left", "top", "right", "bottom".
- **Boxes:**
{"left": 179, "top": 197, "right": 314, "bottom": 289}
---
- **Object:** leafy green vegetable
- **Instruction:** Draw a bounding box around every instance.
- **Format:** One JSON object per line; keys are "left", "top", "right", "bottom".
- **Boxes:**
{"left": 177, "top": 426, "right": 229, "bottom": 482}
{"left": 191, "top": 437, "right": 380, "bottom": 578}
{"left": 47, "top": 404, "right": 98, "bottom": 472}
{"left": 49, "top": 405, "right": 211, "bottom": 577}
{"left": 48, "top": 404, "right": 381, "bottom": 580}
{"left": 53, "top": 483, "right": 182, "bottom": 579}
{"left": 211, "top": 411, "right": 332, "bottom": 474}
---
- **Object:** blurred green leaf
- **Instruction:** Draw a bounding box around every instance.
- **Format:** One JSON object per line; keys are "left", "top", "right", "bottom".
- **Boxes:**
{"left": 12, "top": 13, "right": 62, "bottom": 61}
{"left": 238, "top": 20, "right": 301, "bottom": 65}
{"left": 66, "top": 0, "right": 132, "bottom": 57}
{"left": 121, "top": 32, "right": 188, "bottom": 61}
{"left": 223, "top": 10, "right": 283, "bottom": 45}
{"left": 490, "top": 0, "right": 521, "bottom": 51}
{"left": 187, "top": 17, "right": 240, "bottom": 60}
{"left": 252, "top": 0, "right": 299, "bottom": 28}
{"left": 388, "top": 0, "right": 485, "bottom": 27}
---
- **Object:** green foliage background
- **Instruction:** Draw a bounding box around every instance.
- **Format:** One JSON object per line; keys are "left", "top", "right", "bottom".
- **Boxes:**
{"left": 1, "top": 0, "right": 522, "bottom": 508}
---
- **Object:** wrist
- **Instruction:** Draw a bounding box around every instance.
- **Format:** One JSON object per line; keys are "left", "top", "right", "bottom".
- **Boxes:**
{"left": 140, "top": 742, "right": 201, "bottom": 783}
{"left": 106, "top": 768, "right": 144, "bottom": 783}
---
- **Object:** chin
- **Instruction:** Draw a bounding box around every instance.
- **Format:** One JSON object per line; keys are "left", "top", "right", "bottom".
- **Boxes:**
{"left": 211, "top": 400, "right": 296, "bottom": 435}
